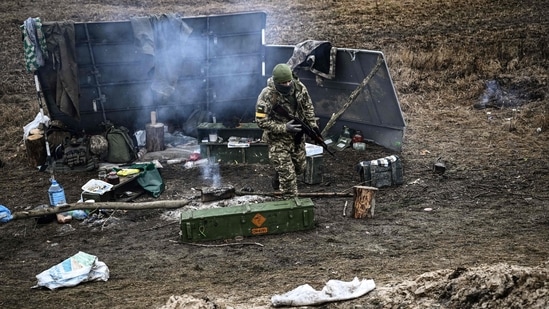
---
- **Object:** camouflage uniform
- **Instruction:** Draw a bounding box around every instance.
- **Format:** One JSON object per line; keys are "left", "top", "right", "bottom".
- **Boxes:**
{"left": 255, "top": 67, "right": 318, "bottom": 196}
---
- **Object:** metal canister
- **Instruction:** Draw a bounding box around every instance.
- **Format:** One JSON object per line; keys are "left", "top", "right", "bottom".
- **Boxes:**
{"left": 107, "top": 171, "right": 120, "bottom": 185}
{"left": 352, "top": 130, "right": 364, "bottom": 143}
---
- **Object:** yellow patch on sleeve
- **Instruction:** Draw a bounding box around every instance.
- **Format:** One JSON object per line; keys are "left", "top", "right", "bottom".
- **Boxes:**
{"left": 256, "top": 112, "right": 266, "bottom": 118}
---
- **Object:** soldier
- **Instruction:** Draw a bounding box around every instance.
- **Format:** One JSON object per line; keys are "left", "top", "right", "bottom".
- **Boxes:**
{"left": 255, "top": 63, "right": 320, "bottom": 196}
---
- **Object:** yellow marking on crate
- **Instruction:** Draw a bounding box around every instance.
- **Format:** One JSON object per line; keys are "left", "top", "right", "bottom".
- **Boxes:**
{"left": 251, "top": 227, "right": 268, "bottom": 235}
{"left": 252, "top": 213, "right": 266, "bottom": 227}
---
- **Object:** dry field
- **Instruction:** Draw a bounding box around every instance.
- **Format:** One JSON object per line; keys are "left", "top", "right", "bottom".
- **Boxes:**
{"left": 1, "top": 1, "right": 548, "bottom": 308}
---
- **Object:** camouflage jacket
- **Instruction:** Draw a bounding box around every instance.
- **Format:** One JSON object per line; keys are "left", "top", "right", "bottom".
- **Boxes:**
{"left": 255, "top": 76, "right": 318, "bottom": 144}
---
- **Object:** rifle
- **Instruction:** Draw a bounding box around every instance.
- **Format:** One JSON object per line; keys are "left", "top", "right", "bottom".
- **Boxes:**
{"left": 271, "top": 104, "right": 335, "bottom": 157}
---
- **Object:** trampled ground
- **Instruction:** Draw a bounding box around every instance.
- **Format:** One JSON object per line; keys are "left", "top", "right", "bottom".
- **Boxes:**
{"left": 0, "top": 1, "right": 548, "bottom": 308}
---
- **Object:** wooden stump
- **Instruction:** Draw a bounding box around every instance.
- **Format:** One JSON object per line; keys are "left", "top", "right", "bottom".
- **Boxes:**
{"left": 352, "top": 185, "right": 378, "bottom": 219}
{"left": 145, "top": 122, "right": 165, "bottom": 152}
{"left": 25, "top": 131, "right": 46, "bottom": 168}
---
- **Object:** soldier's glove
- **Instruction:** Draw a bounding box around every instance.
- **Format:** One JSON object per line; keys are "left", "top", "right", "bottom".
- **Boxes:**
{"left": 285, "top": 120, "right": 302, "bottom": 133}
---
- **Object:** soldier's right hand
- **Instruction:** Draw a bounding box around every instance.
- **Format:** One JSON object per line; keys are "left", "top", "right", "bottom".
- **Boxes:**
{"left": 285, "top": 120, "right": 302, "bottom": 133}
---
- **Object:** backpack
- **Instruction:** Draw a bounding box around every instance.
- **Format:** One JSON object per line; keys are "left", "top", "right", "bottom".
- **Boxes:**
{"left": 105, "top": 125, "right": 138, "bottom": 163}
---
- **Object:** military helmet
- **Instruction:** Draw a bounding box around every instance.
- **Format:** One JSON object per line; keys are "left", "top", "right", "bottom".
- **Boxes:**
{"left": 89, "top": 134, "right": 108, "bottom": 155}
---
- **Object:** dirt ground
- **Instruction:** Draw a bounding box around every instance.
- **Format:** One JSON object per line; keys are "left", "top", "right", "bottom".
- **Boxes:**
{"left": 1, "top": 0, "right": 549, "bottom": 308}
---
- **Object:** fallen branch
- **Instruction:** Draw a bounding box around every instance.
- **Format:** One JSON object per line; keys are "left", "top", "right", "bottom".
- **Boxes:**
{"left": 172, "top": 240, "right": 265, "bottom": 247}
{"left": 297, "top": 192, "right": 353, "bottom": 197}
{"left": 11, "top": 200, "right": 191, "bottom": 220}
{"left": 321, "top": 55, "right": 384, "bottom": 136}
{"left": 235, "top": 191, "right": 353, "bottom": 197}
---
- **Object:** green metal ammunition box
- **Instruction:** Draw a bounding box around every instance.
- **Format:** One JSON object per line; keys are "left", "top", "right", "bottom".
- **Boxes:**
{"left": 198, "top": 122, "right": 269, "bottom": 164}
{"left": 180, "top": 198, "right": 315, "bottom": 242}
{"left": 200, "top": 143, "right": 269, "bottom": 164}
{"left": 197, "top": 122, "right": 264, "bottom": 142}
{"left": 302, "top": 155, "right": 323, "bottom": 185}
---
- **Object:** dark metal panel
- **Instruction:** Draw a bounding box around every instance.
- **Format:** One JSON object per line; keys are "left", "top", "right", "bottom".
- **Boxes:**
{"left": 206, "top": 11, "right": 266, "bottom": 35}
{"left": 209, "top": 33, "right": 263, "bottom": 57}
{"left": 74, "top": 21, "right": 135, "bottom": 44}
{"left": 265, "top": 45, "right": 405, "bottom": 152}
{"left": 75, "top": 43, "right": 147, "bottom": 66}
{"left": 77, "top": 62, "right": 152, "bottom": 85}
{"left": 207, "top": 72, "right": 264, "bottom": 121}
{"left": 39, "top": 12, "right": 267, "bottom": 134}
{"left": 208, "top": 54, "right": 263, "bottom": 76}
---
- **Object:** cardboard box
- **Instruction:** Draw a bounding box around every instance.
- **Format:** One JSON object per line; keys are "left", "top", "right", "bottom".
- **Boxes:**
{"left": 180, "top": 198, "right": 315, "bottom": 242}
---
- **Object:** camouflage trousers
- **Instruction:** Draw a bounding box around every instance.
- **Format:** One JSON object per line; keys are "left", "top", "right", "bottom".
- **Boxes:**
{"left": 269, "top": 139, "right": 306, "bottom": 196}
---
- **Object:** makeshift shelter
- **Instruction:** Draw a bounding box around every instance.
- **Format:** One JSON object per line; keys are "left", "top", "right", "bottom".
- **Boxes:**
{"left": 29, "top": 11, "right": 405, "bottom": 152}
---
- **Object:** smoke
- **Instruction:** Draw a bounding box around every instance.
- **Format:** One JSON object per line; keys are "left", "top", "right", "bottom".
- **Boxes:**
{"left": 480, "top": 80, "right": 503, "bottom": 106}
{"left": 67, "top": 12, "right": 266, "bottom": 132}
{"left": 129, "top": 13, "right": 262, "bottom": 126}
{"left": 475, "top": 79, "right": 527, "bottom": 109}
{"left": 200, "top": 161, "right": 221, "bottom": 187}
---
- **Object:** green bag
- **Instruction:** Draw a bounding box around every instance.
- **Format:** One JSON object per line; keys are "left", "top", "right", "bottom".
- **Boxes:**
{"left": 105, "top": 125, "right": 138, "bottom": 163}
{"left": 128, "top": 163, "right": 165, "bottom": 198}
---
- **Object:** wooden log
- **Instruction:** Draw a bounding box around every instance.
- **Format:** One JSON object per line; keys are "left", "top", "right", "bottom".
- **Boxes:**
{"left": 146, "top": 123, "right": 165, "bottom": 152}
{"left": 352, "top": 185, "right": 378, "bottom": 219}
{"left": 25, "top": 132, "right": 46, "bottom": 168}
{"left": 10, "top": 199, "right": 191, "bottom": 220}
{"left": 29, "top": 128, "right": 43, "bottom": 135}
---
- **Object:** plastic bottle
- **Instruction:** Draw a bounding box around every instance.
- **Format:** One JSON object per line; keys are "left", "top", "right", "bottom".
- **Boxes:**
{"left": 48, "top": 177, "right": 72, "bottom": 223}
{"left": 341, "top": 126, "right": 351, "bottom": 138}
{"left": 48, "top": 178, "right": 67, "bottom": 206}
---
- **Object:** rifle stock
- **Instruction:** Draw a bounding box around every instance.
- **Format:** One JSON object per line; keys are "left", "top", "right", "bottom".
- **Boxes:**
{"left": 272, "top": 104, "right": 335, "bottom": 157}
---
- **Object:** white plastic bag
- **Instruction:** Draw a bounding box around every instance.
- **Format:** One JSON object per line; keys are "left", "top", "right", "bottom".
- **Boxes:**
{"left": 271, "top": 277, "right": 376, "bottom": 307}
{"left": 23, "top": 112, "right": 50, "bottom": 140}
{"left": 33, "top": 251, "right": 109, "bottom": 290}
{"left": 134, "top": 130, "right": 146, "bottom": 147}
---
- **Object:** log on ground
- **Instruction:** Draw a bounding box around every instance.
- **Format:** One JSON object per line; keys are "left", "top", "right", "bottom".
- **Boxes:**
{"left": 10, "top": 199, "right": 191, "bottom": 220}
